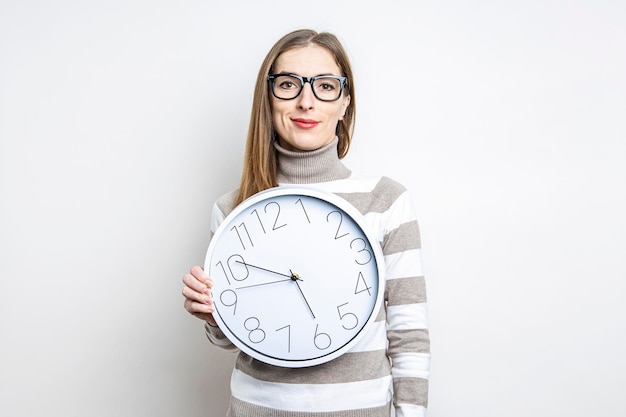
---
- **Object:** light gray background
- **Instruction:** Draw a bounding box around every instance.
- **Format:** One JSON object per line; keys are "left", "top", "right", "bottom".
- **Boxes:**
{"left": 1, "top": 1, "right": 624, "bottom": 416}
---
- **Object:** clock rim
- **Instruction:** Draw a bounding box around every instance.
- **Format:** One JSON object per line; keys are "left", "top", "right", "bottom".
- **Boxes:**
{"left": 204, "top": 185, "right": 386, "bottom": 368}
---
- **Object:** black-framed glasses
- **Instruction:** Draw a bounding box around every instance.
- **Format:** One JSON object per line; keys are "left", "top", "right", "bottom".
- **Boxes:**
{"left": 268, "top": 74, "right": 348, "bottom": 102}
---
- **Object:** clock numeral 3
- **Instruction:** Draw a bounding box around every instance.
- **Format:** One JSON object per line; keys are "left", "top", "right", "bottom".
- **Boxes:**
{"left": 350, "top": 238, "right": 372, "bottom": 265}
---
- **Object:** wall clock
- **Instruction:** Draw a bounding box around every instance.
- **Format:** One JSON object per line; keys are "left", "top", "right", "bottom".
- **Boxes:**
{"left": 204, "top": 186, "right": 385, "bottom": 367}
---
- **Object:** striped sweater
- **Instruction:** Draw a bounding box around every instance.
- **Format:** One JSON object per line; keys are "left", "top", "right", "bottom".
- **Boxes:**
{"left": 204, "top": 139, "right": 430, "bottom": 417}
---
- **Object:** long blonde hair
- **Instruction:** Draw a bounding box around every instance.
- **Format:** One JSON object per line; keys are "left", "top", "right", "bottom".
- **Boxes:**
{"left": 234, "top": 29, "right": 356, "bottom": 205}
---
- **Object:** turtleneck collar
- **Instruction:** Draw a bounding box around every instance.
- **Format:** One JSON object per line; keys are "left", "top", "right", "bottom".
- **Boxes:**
{"left": 275, "top": 137, "right": 351, "bottom": 184}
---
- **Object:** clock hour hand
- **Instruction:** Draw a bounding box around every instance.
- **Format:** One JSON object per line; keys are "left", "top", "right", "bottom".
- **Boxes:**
{"left": 236, "top": 261, "right": 292, "bottom": 278}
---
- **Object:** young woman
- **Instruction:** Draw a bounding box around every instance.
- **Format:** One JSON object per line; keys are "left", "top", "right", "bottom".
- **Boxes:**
{"left": 182, "top": 29, "right": 430, "bottom": 417}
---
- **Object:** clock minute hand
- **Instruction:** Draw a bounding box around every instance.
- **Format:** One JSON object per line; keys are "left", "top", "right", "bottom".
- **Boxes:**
{"left": 291, "top": 271, "right": 315, "bottom": 319}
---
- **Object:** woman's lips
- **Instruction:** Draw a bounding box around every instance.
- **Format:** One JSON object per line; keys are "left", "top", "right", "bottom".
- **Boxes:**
{"left": 292, "top": 118, "right": 319, "bottom": 129}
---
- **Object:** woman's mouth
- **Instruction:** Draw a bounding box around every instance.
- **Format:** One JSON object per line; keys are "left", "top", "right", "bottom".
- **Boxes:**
{"left": 292, "top": 118, "right": 319, "bottom": 129}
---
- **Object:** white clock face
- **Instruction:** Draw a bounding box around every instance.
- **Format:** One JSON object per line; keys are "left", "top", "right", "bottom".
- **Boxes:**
{"left": 204, "top": 187, "right": 385, "bottom": 367}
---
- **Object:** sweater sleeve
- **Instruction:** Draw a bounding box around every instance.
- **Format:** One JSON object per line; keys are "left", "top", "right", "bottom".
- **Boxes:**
{"left": 383, "top": 189, "right": 431, "bottom": 417}
{"left": 203, "top": 200, "right": 239, "bottom": 352}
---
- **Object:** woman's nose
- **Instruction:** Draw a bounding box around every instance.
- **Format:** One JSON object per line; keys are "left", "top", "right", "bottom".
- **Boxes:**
{"left": 297, "top": 82, "right": 315, "bottom": 109}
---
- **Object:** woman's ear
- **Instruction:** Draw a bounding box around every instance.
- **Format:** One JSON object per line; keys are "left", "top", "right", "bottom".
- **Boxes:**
{"left": 339, "top": 95, "right": 351, "bottom": 120}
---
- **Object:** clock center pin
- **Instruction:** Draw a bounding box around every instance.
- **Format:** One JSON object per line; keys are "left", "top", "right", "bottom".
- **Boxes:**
{"left": 289, "top": 270, "right": 302, "bottom": 281}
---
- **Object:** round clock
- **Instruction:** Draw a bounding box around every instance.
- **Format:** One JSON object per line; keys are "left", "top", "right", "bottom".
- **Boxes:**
{"left": 204, "top": 186, "right": 385, "bottom": 368}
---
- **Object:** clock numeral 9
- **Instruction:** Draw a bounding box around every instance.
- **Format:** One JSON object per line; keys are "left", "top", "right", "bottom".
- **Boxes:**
{"left": 337, "top": 302, "right": 359, "bottom": 330}
{"left": 215, "top": 254, "right": 249, "bottom": 285}
{"left": 219, "top": 289, "right": 237, "bottom": 315}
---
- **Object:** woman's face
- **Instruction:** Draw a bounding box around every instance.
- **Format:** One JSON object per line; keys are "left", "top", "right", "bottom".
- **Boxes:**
{"left": 270, "top": 45, "right": 350, "bottom": 152}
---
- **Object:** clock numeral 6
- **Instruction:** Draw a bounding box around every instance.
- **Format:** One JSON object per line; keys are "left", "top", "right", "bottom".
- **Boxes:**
{"left": 244, "top": 317, "right": 266, "bottom": 344}
{"left": 337, "top": 302, "right": 359, "bottom": 330}
{"left": 313, "top": 324, "right": 332, "bottom": 350}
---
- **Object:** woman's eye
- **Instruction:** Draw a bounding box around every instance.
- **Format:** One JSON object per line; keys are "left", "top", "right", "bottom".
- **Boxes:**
{"left": 319, "top": 83, "right": 335, "bottom": 91}
{"left": 279, "top": 81, "right": 297, "bottom": 90}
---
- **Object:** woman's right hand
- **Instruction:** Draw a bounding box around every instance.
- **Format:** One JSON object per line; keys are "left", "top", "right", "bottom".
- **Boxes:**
{"left": 182, "top": 266, "right": 217, "bottom": 326}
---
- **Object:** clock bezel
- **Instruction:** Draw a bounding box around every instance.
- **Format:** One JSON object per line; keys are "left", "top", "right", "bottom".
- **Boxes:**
{"left": 204, "top": 186, "right": 386, "bottom": 368}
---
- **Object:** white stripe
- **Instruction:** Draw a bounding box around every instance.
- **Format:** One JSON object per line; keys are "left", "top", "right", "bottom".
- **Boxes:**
{"left": 384, "top": 249, "right": 424, "bottom": 279}
{"left": 395, "top": 404, "right": 427, "bottom": 417}
{"left": 204, "top": 329, "right": 238, "bottom": 351}
{"left": 362, "top": 190, "right": 416, "bottom": 241}
{"left": 348, "top": 320, "right": 388, "bottom": 353}
{"left": 390, "top": 352, "right": 431, "bottom": 379}
{"left": 387, "top": 303, "right": 429, "bottom": 330}
{"left": 365, "top": 190, "right": 416, "bottom": 231}
{"left": 230, "top": 368, "right": 393, "bottom": 412}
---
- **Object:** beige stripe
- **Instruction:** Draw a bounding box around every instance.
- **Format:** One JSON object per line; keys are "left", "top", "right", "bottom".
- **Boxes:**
{"left": 383, "top": 220, "right": 421, "bottom": 254}
{"left": 393, "top": 377, "right": 429, "bottom": 407}
{"left": 375, "top": 303, "right": 387, "bottom": 322}
{"left": 235, "top": 349, "right": 390, "bottom": 384}
{"left": 216, "top": 188, "right": 238, "bottom": 215}
{"left": 337, "top": 176, "right": 406, "bottom": 215}
{"left": 385, "top": 276, "right": 427, "bottom": 305}
{"left": 387, "top": 329, "right": 430, "bottom": 354}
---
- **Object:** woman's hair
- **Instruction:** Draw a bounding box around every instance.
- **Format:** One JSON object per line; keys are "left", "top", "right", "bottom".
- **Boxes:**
{"left": 234, "top": 29, "right": 356, "bottom": 205}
